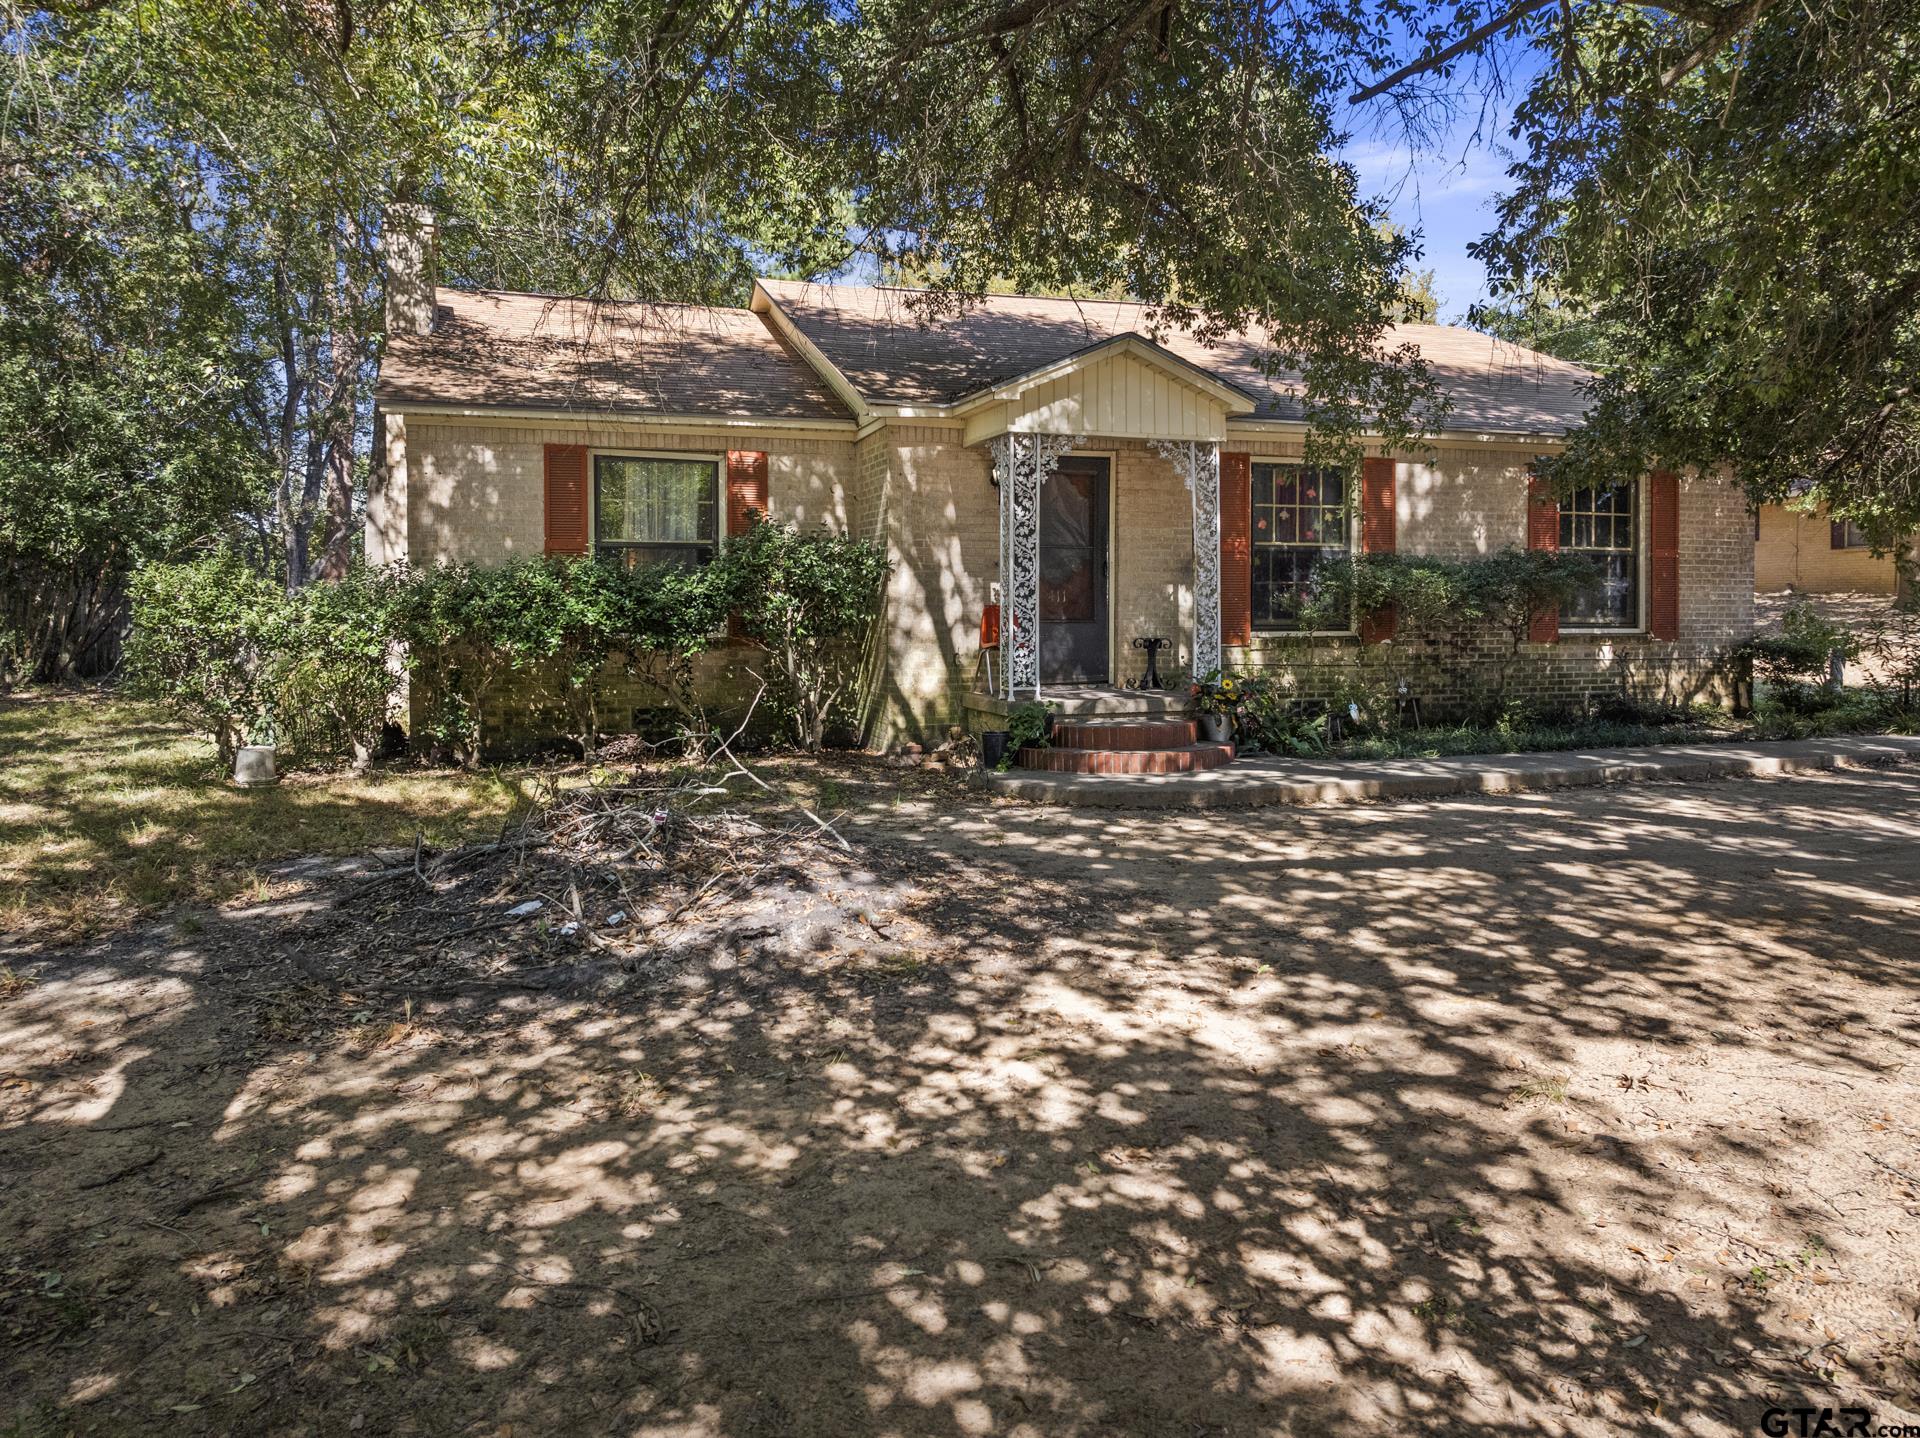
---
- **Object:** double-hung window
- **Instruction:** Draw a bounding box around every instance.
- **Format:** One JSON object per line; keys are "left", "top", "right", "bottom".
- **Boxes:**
{"left": 1251, "top": 463, "right": 1349, "bottom": 631}
{"left": 593, "top": 454, "right": 718, "bottom": 569}
{"left": 1558, "top": 482, "right": 1639, "bottom": 628}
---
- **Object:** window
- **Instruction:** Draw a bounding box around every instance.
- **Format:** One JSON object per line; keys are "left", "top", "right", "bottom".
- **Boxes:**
{"left": 1558, "top": 482, "right": 1639, "bottom": 628}
{"left": 593, "top": 454, "right": 717, "bottom": 568}
{"left": 1831, "top": 518, "right": 1868, "bottom": 550}
{"left": 1250, "top": 463, "right": 1349, "bottom": 631}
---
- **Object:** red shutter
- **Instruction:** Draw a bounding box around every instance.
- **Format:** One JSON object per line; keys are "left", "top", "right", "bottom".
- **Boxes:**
{"left": 1526, "top": 472, "right": 1559, "bottom": 644}
{"left": 543, "top": 443, "right": 589, "bottom": 555}
{"left": 1219, "top": 451, "right": 1252, "bottom": 649}
{"left": 1358, "top": 456, "right": 1397, "bottom": 643}
{"left": 727, "top": 450, "right": 768, "bottom": 536}
{"left": 1649, "top": 468, "right": 1680, "bottom": 641}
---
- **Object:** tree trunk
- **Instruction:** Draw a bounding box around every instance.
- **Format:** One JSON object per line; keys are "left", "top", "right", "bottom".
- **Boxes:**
{"left": 316, "top": 238, "right": 360, "bottom": 582}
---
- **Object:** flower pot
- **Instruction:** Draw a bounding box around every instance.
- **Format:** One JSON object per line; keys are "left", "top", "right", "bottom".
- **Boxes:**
{"left": 980, "top": 730, "right": 1010, "bottom": 770}
{"left": 1197, "top": 712, "right": 1232, "bottom": 744}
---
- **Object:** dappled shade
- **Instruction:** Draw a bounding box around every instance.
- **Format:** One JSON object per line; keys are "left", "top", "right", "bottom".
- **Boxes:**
{"left": 4, "top": 769, "right": 1919, "bottom": 1433}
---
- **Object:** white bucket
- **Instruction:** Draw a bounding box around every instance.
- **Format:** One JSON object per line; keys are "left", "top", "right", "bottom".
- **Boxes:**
{"left": 234, "top": 744, "right": 279, "bottom": 787}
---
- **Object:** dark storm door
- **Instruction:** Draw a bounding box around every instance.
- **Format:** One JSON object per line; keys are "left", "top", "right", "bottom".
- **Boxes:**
{"left": 1038, "top": 456, "right": 1111, "bottom": 684}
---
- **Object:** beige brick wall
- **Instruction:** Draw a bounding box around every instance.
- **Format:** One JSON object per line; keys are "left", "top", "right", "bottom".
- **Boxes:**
{"left": 875, "top": 424, "right": 993, "bottom": 742}
{"left": 865, "top": 433, "right": 1223, "bottom": 743}
{"left": 396, "top": 409, "right": 1760, "bottom": 743}
{"left": 404, "top": 416, "right": 856, "bottom": 566}
{"left": 1231, "top": 464, "right": 1755, "bottom": 716}
{"left": 1396, "top": 445, "right": 1535, "bottom": 557}
{"left": 1755, "top": 504, "right": 1899, "bottom": 594}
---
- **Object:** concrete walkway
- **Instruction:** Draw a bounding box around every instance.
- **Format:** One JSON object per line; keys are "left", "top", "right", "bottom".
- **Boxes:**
{"left": 982, "top": 732, "right": 1920, "bottom": 809}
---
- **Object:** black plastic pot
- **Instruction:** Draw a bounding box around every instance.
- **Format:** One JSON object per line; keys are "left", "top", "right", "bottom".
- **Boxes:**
{"left": 980, "top": 729, "right": 1010, "bottom": 770}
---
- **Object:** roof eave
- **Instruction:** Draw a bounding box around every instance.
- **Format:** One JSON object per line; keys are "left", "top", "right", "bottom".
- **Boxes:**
{"left": 376, "top": 396, "right": 858, "bottom": 434}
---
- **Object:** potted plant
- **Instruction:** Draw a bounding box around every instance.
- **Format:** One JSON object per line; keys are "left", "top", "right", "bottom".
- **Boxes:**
{"left": 999, "top": 700, "right": 1053, "bottom": 770}
{"left": 1189, "top": 669, "right": 1241, "bottom": 744}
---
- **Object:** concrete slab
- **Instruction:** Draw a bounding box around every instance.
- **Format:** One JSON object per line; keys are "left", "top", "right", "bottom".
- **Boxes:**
{"left": 961, "top": 685, "right": 1188, "bottom": 723}
{"left": 979, "top": 733, "right": 1920, "bottom": 809}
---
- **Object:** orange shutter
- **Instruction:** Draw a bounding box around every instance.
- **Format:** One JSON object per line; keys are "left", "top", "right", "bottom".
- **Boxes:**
{"left": 1526, "top": 472, "right": 1559, "bottom": 644}
{"left": 1648, "top": 469, "right": 1679, "bottom": 641}
{"left": 727, "top": 450, "right": 768, "bottom": 536}
{"left": 1219, "top": 452, "right": 1253, "bottom": 648}
{"left": 1358, "top": 456, "right": 1397, "bottom": 643}
{"left": 542, "top": 444, "right": 589, "bottom": 555}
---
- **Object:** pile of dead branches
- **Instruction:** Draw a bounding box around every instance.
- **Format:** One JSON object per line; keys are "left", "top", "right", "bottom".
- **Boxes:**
{"left": 305, "top": 735, "right": 857, "bottom": 1001}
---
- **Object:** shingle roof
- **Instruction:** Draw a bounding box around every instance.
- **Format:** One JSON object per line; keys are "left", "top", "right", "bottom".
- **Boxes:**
{"left": 376, "top": 288, "right": 854, "bottom": 422}
{"left": 759, "top": 280, "right": 1595, "bottom": 436}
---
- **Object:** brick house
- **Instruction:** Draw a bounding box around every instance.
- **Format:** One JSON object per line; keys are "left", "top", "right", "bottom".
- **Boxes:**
{"left": 368, "top": 221, "right": 1754, "bottom": 753}
{"left": 1754, "top": 503, "right": 1903, "bottom": 595}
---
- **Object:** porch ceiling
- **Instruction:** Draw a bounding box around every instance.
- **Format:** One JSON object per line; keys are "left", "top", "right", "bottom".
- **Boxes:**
{"left": 958, "top": 334, "right": 1255, "bottom": 447}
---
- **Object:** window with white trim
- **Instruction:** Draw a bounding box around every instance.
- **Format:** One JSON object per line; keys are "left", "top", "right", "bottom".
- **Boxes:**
{"left": 593, "top": 454, "right": 718, "bottom": 569}
{"left": 1559, "top": 482, "right": 1639, "bottom": 628}
{"left": 1251, "top": 463, "right": 1349, "bottom": 631}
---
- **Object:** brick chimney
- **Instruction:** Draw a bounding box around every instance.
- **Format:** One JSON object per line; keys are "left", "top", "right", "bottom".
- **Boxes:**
{"left": 383, "top": 204, "right": 437, "bottom": 337}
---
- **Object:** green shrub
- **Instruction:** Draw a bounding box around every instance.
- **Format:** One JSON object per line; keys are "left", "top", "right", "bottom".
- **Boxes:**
{"left": 125, "top": 553, "right": 287, "bottom": 768}
{"left": 1742, "top": 595, "right": 1859, "bottom": 693}
{"left": 722, "top": 519, "right": 890, "bottom": 751}
{"left": 1858, "top": 607, "right": 1920, "bottom": 711}
{"left": 486, "top": 557, "right": 636, "bottom": 758}
{"left": 127, "top": 542, "right": 884, "bottom": 769}
{"left": 1300, "top": 549, "right": 1598, "bottom": 717}
{"left": 273, "top": 565, "right": 408, "bottom": 768}
{"left": 618, "top": 558, "right": 735, "bottom": 755}
{"left": 391, "top": 563, "right": 503, "bottom": 766}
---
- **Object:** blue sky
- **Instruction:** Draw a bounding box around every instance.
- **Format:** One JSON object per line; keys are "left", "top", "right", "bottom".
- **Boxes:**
{"left": 1335, "top": 41, "right": 1544, "bottom": 323}
{"left": 1341, "top": 128, "right": 1514, "bottom": 322}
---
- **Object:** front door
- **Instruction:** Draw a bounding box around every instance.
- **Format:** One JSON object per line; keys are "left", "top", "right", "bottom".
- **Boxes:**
{"left": 1038, "top": 456, "right": 1110, "bottom": 684}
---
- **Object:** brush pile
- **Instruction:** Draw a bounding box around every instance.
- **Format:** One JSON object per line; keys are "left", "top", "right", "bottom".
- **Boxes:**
{"left": 297, "top": 751, "right": 865, "bottom": 1002}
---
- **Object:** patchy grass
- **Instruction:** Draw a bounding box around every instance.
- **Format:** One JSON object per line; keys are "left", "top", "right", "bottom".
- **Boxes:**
{"left": 0, "top": 687, "right": 539, "bottom": 939}
{"left": 1506, "top": 1071, "right": 1572, "bottom": 1107}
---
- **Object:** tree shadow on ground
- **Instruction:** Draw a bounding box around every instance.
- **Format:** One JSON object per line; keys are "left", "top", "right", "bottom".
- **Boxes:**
{"left": 3, "top": 768, "right": 1918, "bottom": 1436}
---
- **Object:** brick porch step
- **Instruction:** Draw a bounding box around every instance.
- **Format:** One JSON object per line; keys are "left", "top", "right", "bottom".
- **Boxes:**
{"left": 1016, "top": 742, "right": 1235, "bottom": 775}
{"left": 1050, "top": 718, "right": 1197, "bottom": 750}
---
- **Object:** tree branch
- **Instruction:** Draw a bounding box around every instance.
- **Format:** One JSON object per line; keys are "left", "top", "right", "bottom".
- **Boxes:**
{"left": 1349, "top": 0, "right": 1556, "bottom": 104}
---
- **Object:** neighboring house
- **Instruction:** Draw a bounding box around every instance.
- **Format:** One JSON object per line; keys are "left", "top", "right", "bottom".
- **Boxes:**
{"left": 368, "top": 215, "right": 1754, "bottom": 749}
{"left": 1754, "top": 503, "right": 1902, "bottom": 595}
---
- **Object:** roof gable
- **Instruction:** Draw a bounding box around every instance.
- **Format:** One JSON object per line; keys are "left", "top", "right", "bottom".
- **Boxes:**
{"left": 954, "top": 338, "right": 1252, "bottom": 446}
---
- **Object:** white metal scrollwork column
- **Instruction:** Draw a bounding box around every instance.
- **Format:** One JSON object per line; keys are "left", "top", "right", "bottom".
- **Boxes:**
{"left": 991, "top": 432, "right": 1083, "bottom": 700}
{"left": 1155, "top": 439, "right": 1223, "bottom": 682}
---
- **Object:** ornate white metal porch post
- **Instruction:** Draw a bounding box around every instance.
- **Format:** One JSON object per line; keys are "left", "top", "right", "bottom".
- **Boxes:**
{"left": 990, "top": 432, "right": 1083, "bottom": 700}
{"left": 989, "top": 436, "right": 1025, "bottom": 701}
{"left": 1155, "top": 440, "right": 1223, "bottom": 682}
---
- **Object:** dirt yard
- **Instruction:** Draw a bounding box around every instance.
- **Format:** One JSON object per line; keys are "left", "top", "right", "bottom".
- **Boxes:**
{"left": 4, "top": 765, "right": 1919, "bottom": 1437}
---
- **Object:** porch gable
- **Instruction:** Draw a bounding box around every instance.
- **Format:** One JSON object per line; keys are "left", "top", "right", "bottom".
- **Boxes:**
{"left": 958, "top": 335, "right": 1256, "bottom": 447}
